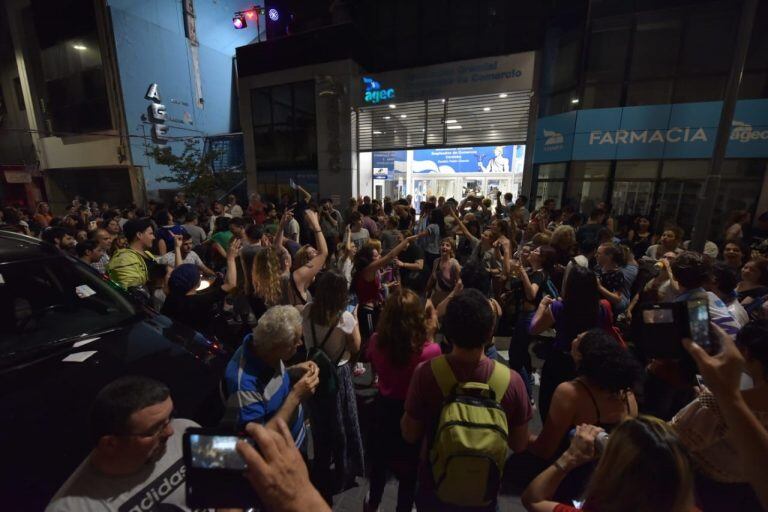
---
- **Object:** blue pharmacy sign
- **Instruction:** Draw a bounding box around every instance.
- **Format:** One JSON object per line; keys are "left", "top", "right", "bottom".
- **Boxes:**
{"left": 534, "top": 99, "right": 768, "bottom": 163}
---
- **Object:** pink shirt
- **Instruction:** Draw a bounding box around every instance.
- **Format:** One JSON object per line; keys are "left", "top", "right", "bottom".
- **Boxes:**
{"left": 367, "top": 333, "right": 441, "bottom": 401}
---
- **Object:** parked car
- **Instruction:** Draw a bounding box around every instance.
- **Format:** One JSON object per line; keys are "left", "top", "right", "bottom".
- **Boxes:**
{"left": 0, "top": 231, "right": 230, "bottom": 510}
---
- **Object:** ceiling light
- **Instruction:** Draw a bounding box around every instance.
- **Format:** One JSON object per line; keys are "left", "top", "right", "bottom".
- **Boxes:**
{"left": 72, "top": 44, "right": 87, "bottom": 51}
{"left": 373, "top": 131, "right": 383, "bottom": 135}
{"left": 445, "top": 119, "right": 458, "bottom": 124}
{"left": 499, "top": 93, "right": 508, "bottom": 98}
{"left": 400, "top": 114, "right": 407, "bottom": 118}
{"left": 571, "top": 98, "right": 580, "bottom": 104}
{"left": 483, "top": 107, "right": 491, "bottom": 112}
{"left": 383, "top": 116, "right": 391, "bottom": 120}
{"left": 388, "top": 104, "right": 396, "bottom": 109}
{"left": 447, "top": 125, "right": 463, "bottom": 130}
{"left": 441, "top": 99, "right": 446, "bottom": 103}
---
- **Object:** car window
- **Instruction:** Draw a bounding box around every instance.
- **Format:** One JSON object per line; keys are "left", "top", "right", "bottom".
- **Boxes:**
{"left": 0, "top": 257, "right": 137, "bottom": 356}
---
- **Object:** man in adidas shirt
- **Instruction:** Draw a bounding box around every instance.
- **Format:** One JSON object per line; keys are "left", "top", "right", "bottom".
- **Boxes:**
{"left": 47, "top": 376, "right": 198, "bottom": 512}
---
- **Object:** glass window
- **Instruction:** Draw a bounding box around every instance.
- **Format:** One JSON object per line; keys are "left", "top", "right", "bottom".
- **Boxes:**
{"left": 12, "top": 77, "right": 25, "bottom": 111}
{"left": 582, "top": 83, "right": 622, "bottom": 109}
{"left": 746, "top": 3, "right": 768, "bottom": 70}
{"left": 630, "top": 18, "right": 681, "bottom": 79}
{"left": 250, "top": 81, "right": 316, "bottom": 169}
{"left": 661, "top": 160, "right": 708, "bottom": 179}
{"left": 654, "top": 180, "right": 703, "bottom": 236}
{"left": 585, "top": 20, "right": 630, "bottom": 83}
{"left": 611, "top": 181, "right": 655, "bottom": 216}
{"left": 738, "top": 72, "right": 768, "bottom": 100}
{"left": 615, "top": 160, "right": 658, "bottom": 179}
{"left": 679, "top": 11, "right": 737, "bottom": 75}
{"left": 710, "top": 180, "right": 762, "bottom": 240}
{"left": 626, "top": 80, "right": 673, "bottom": 106}
{"left": 537, "top": 163, "right": 567, "bottom": 179}
{"left": 535, "top": 181, "right": 564, "bottom": 209}
{"left": 570, "top": 161, "right": 611, "bottom": 179}
{"left": 720, "top": 159, "right": 767, "bottom": 179}
{"left": 1, "top": 256, "right": 136, "bottom": 354}
{"left": 550, "top": 37, "right": 582, "bottom": 92}
{"left": 568, "top": 180, "right": 607, "bottom": 214}
{"left": 673, "top": 76, "right": 725, "bottom": 103}
{"left": 544, "top": 89, "right": 578, "bottom": 116}
{"left": 30, "top": 0, "right": 112, "bottom": 135}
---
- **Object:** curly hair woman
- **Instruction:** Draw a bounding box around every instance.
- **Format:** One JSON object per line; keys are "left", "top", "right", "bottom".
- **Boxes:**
{"left": 365, "top": 288, "right": 441, "bottom": 512}
{"left": 529, "top": 329, "right": 640, "bottom": 460}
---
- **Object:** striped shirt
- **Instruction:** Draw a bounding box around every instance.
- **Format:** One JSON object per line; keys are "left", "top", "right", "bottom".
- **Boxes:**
{"left": 224, "top": 336, "right": 306, "bottom": 448}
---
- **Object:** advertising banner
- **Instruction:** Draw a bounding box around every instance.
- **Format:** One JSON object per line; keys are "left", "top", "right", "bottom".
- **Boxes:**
{"left": 411, "top": 145, "right": 523, "bottom": 174}
{"left": 534, "top": 98, "right": 768, "bottom": 163}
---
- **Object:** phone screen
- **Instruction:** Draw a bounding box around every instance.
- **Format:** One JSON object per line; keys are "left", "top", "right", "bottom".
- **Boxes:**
{"left": 642, "top": 308, "right": 674, "bottom": 324}
{"left": 188, "top": 434, "right": 248, "bottom": 470}
{"left": 687, "top": 299, "right": 710, "bottom": 348}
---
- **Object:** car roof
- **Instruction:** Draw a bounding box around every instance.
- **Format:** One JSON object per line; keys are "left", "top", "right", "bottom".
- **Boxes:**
{"left": 0, "top": 230, "right": 60, "bottom": 263}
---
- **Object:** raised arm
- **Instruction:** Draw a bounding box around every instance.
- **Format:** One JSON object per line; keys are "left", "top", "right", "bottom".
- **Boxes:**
{"left": 451, "top": 206, "right": 478, "bottom": 244}
{"left": 172, "top": 234, "right": 183, "bottom": 267}
{"left": 363, "top": 234, "right": 422, "bottom": 279}
{"left": 684, "top": 326, "right": 768, "bottom": 509}
{"left": 297, "top": 185, "right": 312, "bottom": 203}
{"left": 294, "top": 210, "right": 328, "bottom": 288}
{"left": 221, "top": 238, "right": 241, "bottom": 292}
{"left": 512, "top": 259, "right": 539, "bottom": 303}
{"left": 274, "top": 209, "right": 293, "bottom": 251}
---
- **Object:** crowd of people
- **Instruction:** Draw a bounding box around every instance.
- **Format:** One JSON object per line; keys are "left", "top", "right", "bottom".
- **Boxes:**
{"left": 5, "top": 189, "right": 768, "bottom": 511}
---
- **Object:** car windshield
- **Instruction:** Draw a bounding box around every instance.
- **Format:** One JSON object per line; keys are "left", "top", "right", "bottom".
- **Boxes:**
{"left": 0, "top": 256, "right": 137, "bottom": 356}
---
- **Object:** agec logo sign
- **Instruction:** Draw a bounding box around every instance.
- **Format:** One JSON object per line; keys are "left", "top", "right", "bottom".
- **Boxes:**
{"left": 363, "top": 77, "right": 395, "bottom": 104}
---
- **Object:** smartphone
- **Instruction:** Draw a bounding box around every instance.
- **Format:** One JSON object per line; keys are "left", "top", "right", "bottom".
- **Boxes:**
{"left": 183, "top": 428, "right": 261, "bottom": 508}
{"left": 187, "top": 433, "right": 251, "bottom": 471}
{"left": 685, "top": 298, "right": 712, "bottom": 351}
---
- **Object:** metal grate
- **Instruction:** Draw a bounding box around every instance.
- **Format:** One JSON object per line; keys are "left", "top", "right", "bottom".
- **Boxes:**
{"left": 356, "top": 91, "right": 530, "bottom": 151}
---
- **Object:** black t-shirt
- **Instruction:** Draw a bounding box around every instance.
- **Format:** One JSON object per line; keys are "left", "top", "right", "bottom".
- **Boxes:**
{"left": 161, "top": 286, "right": 228, "bottom": 333}
{"left": 399, "top": 243, "right": 425, "bottom": 288}
{"left": 527, "top": 269, "right": 549, "bottom": 306}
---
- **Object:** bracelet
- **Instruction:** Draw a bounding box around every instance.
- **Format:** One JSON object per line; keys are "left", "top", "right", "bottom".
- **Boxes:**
{"left": 553, "top": 458, "right": 569, "bottom": 472}
{"left": 314, "top": 230, "right": 322, "bottom": 233}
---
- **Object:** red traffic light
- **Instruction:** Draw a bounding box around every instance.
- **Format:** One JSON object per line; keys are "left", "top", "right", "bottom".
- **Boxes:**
{"left": 245, "top": 9, "right": 256, "bottom": 19}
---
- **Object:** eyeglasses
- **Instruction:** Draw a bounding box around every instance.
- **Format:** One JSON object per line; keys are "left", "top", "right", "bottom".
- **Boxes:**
{"left": 120, "top": 411, "right": 175, "bottom": 438}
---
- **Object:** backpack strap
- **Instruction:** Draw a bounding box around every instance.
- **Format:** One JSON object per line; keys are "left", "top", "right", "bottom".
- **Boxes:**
{"left": 431, "top": 356, "right": 458, "bottom": 397}
{"left": 486, "top": 361, "right": 511, "bottom": 404}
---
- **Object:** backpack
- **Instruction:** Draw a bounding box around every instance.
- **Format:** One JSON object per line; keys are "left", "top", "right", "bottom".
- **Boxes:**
{"left": 429, "top": 356, "right": 511, "bottom": 507}
{"left": 307, "top": 314, "right": 342, "bottom": 398}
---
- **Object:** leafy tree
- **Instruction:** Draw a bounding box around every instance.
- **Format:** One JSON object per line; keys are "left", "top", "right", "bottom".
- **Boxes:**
{"left": 147, "top": 140, "right": 239, "bottom": 199}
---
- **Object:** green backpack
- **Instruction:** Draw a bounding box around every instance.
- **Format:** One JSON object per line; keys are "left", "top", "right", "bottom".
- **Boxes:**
{"left": 429, "top": 355, "right": 511, "bottom": 508}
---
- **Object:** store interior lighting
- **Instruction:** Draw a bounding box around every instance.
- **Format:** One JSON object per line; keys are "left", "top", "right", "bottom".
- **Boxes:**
{"left": 447, "top": 125, "right": 463, "bottom": 130}
{"left": 499, "top": 93, "right": 508, "bottom": 98}
{"left": 72, "top": 44, "right": 87, "bottom": 50}
{"left": 400, "top": 114, "right": 407, "bottom": 118}
{"left": 383, "top": 116, "right": 391, "bottom": 120}
{"left": 483, "top": 107, "right": 491, "bottom": 111}
{"left": 445, "top": 119, "right": 458, "bottom": 124}
{"left": 388, "top": 104, "right": 396, "bottom": 109}
{"left": 571, "top": 98, "right": 580, "bottom": 104}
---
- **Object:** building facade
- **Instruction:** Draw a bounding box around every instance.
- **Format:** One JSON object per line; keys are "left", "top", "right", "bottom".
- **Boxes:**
{"left": 2, "top": 0, "right": 255, "bottom": 212}
{"left": 531, "top": 0, "right": 768, "bottom": 239}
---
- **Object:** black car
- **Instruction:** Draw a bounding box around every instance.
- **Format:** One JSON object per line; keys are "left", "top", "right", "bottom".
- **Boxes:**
{"left": 0, "top": 232, "right": 230, "bottom": 511}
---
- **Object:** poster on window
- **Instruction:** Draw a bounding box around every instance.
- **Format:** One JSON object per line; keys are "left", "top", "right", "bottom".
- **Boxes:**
{"left": 412, "top": 145, "right": 524, "bottom": 174}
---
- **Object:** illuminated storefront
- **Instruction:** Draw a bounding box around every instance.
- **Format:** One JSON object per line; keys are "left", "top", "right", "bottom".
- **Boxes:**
{"left": 353, "top": 52, "right": 537, "bottom": 203}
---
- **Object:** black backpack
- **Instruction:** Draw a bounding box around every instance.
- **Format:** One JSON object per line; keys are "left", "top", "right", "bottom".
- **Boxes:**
{"left": 307, "top": 314, "right": 342, "bottom": 398}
